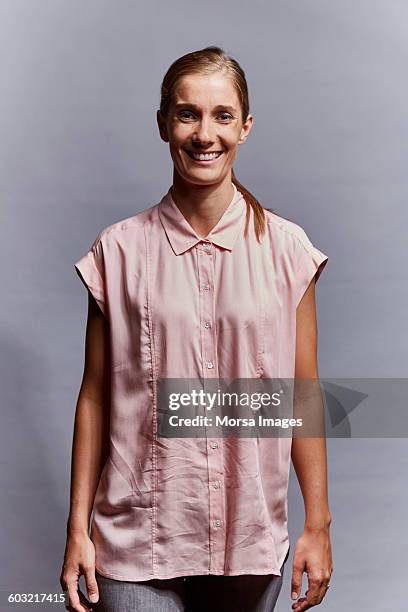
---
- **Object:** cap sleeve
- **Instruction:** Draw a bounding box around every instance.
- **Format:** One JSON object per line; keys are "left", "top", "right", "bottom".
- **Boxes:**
{"left": 294, "top": 236, "right": 328, "bottom": 308}
{"left": 74, "top": 237, "right": 106, "bottom": 316}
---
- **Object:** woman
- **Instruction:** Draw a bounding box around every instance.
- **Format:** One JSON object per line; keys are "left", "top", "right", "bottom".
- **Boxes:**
{"left": 60, "top": 46, "right": 333, "bottom": 612}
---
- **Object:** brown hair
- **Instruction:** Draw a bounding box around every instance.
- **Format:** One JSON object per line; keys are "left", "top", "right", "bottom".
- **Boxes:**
{"left": 158, "top": 45, "right": 276, "bottom": 243}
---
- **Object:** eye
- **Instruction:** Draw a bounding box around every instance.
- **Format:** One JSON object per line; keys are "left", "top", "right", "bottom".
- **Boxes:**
{"left": 218, "top": 112, "right": 233, "bottom": 121}
{"left": 178, "top": 110, "right": 195, "bottom": 120}
{"left": 177, "top": 110, "right": 234, "bottom": 121}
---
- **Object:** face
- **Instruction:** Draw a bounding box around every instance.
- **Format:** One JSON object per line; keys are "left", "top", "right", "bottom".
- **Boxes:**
{"left": 157, "top": 72, "right": 253, "bottom": 187}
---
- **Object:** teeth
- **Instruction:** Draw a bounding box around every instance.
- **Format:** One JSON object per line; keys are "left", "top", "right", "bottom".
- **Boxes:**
{"left": 190, "top": 151, "right": 222, "bottom": 161}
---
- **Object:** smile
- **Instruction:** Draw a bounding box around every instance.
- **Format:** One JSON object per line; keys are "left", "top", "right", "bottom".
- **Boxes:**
{"left": 184, "top": 150, "right": 223, "bottom": 162}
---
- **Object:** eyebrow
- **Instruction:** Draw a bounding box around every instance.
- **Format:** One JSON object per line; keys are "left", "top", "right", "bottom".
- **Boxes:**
{"left": 174, "top": 103, "right": 237, "bottom": 114}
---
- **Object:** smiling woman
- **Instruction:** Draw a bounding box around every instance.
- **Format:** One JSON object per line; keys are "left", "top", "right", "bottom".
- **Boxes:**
{"left": 63, "top": 45, "right": 332, "bottom": 612}
{"left": 155, "top": 49, "right": 271, "bottom": 245}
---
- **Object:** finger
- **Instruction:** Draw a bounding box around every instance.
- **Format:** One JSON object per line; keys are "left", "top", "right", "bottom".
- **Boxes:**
{"left": 66, "top": 580, "right": 89, "bottom": 612}
{"left": 291, "top": 561, "right": 304, "bottom": 601}
{"left": 308, "top": 569, "right": 331, "bottom": 607}
{"left": 60, "top": 572, "right": 70, "bottom": 598}
{"left": 316, "top": 579, "right": 331, "bottom": 604}
{"left": 61, "top": 589, "right": 69, "bottom": 610}
{"left": 292, "top": 595, "right": 310, "bottom": 611}
{"left": 292, "top": 581, "right": 321, "bottom": 611}
{"left": 78, "top": 588, "right": 94, "bottom": 611}
{"left": 83, "top": 567, "right": 99, "bottom": 605}
{"left": 302, "top": 579, "right": 323, "bottom": 609}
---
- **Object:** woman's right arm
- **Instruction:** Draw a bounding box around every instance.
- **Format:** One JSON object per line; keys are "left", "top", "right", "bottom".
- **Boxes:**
{"left": 60, "top": 292, "right": 110, "bottom": 611}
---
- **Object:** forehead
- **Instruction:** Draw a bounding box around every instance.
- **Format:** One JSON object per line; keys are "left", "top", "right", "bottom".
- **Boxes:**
{"left": 173, "top": 73, "right": 239, "bottom": 108}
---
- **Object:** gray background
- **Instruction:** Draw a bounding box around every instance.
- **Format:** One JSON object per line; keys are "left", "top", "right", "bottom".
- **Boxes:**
{"left": 1, "top": 1, "right": 407, "bottom": 610}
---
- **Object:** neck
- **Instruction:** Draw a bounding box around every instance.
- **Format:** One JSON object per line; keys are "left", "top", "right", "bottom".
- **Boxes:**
{"left": 170, "top": 173, "right": 235, "bottom": 239}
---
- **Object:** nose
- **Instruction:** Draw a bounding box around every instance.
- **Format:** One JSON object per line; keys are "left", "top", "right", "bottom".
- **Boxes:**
{"left": 192, "top": 117, "right": 214, "bottom": 146}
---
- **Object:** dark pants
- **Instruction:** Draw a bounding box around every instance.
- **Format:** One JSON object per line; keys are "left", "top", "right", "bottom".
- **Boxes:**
{"left": 94, "top": 549, "right": 289, "bottom": 612}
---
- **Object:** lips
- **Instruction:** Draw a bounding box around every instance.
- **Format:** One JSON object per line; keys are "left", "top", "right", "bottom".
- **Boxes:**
{"left": 184, "top": 150, "right": 223, "bottom": 161}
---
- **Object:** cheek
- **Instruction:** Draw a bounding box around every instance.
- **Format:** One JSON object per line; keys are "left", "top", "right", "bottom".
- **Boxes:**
{"left": 166, "top": 126, "right": 182, "bottom": 145}
{"left": 169, "top": 142, "right": 185, "bottom": 161}
{"left": 171, "top": 124, "right": 192, "bottom": 142}
{"left": 222, "top": 144, "right": 238, "bottom": 161}
{"left": 223, "top": 133, "right": 239, "bottom": 151}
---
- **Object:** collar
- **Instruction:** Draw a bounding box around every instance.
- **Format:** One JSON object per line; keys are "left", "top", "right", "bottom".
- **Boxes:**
{"left": 158, "top": 182, "right": 247, "bottom": 255}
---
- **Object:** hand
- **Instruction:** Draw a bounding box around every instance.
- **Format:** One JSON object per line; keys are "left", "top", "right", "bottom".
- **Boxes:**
{"left": 59, "top": 531, "right": 99, "bottom": 611}
{"left": 290, "top": 525, "right": 333, "bottom": 611}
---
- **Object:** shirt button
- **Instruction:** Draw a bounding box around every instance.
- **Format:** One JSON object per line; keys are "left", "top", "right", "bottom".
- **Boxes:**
{"left": 207, "top": 361, "right": 214, "bottom": 369}
{"left": 213, "top": 480, "right": 220, "bottom": 489}
{"left": 210, "top": 441, "right": 218, "bottom": 449}
{"left": 204, "top": 321, "right": 212, "bottom": 329}
{"left": 203, "top": 284, "right": 210, "bottom": 291}
{"left": 205, "top": 247, "right": 212, "bottom": 255}
{"left": 214, "top": 519, "right": 222, "bottom": 527}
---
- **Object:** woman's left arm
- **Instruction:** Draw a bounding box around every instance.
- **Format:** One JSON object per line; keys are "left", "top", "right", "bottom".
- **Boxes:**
{"left": 290, "top": 277, "right": 333, "bottom": 611}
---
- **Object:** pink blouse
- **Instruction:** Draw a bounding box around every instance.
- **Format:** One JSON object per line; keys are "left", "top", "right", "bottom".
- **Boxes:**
{"left": 74, "top": 182, "right": 328, "bottom": 581}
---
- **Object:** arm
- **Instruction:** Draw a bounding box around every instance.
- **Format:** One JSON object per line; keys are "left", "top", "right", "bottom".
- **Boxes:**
{"left": 60, "top": 292, "right": 110, "bottom": 611}
{"left": 68, "top": 292, "right": 110, "bottom": 536}
{"left": 290, "top": 278, "right": 333, "bottom": 611}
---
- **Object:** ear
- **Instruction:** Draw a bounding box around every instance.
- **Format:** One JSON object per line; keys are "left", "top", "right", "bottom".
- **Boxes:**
{"left": 157, "top": 110, "right": 169, "bottom": 143}
{"left": 238, "top": 113, "right": 253, "bottom": 145}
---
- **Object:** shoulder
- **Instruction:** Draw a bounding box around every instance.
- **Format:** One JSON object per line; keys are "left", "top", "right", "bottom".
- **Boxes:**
{"left": 89, "top": 203, "right": 158, "bottom": 250}
{"left": 263, "top": 208, "right": 315, "bottom": 254}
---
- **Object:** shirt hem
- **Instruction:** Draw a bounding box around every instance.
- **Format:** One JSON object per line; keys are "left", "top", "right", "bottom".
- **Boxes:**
{"left": 95, "top": 564, "right": 283, "bottom": 582}
{"left": 95, "top": 540, "right": 290, "bottom": 582}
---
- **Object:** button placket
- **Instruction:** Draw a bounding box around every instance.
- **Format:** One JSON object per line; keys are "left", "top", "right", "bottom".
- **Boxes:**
{"left": 198, "top": 242, "right": 217, "bottom": 379}
{"left": 197, "top": 241, "right": 225, "bottom": 572}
